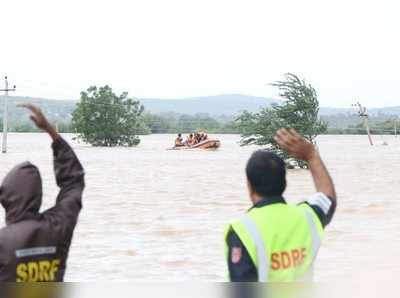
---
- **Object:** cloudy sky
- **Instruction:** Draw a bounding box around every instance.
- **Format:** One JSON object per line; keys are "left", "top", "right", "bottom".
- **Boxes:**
{"left": 0, "top": 0, "right": 398, "bottom": 107}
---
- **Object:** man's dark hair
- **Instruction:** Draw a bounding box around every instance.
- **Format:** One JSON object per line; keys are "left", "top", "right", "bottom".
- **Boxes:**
{"left": 246, "top": 150, "right": 287, "bottom": 197}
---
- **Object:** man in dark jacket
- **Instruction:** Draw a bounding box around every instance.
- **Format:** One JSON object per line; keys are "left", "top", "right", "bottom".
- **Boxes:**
{"left": 0, "top": 104, "right": 85, "bottom": 282}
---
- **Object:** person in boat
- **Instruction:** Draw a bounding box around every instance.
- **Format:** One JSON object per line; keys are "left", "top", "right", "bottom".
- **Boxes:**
{"left": 175, "top": 134, "right": 185, "bottom": 147}
{"left": 225, "top": 128, "right": 337, "bottom": 282}
{"left": 197, "top": 131, "right": 207, "bottom": 143}
{"left": 0, "top": 104, "right": 85, "bottom": 282}
{"left": 186, "top": 134, "right": 195, "bottom": 146}
{"left": 199, "top": 132, "right": 204, "bottom": 142}
{"left": 194, "top": 133, "right": 201, "bottom": 145}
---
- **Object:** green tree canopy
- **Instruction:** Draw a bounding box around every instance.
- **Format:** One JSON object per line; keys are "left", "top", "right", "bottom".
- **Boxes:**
{"left": 142, "top": 112, "right": 237, "bottom": 134}
{"left": 72, "top": 86, "right": 147, "bottom": 146}
{"left": 236, "top": 73, "right": 327, "bottom": 167}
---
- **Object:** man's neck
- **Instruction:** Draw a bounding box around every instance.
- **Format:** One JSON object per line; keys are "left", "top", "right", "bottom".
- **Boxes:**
{"left": 251, "top": 194, "right": 264, "bottom": 205}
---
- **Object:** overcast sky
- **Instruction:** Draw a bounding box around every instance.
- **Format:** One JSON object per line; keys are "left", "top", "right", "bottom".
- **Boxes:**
{"left": 0, "top": 0, "right": 398, "bottom": 107}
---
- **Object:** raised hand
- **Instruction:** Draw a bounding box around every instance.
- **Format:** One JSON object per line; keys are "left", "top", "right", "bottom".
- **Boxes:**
{"left": 274, "top": 128, "right": 316, "bottom": 161}
{"left": 18, "top": 103, "right": 59, "bottom": 140}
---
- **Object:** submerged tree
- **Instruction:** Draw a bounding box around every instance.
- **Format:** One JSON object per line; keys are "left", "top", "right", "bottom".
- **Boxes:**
{"left": 236, "top": 73, "right": 327, "bottom": 168}
{"left": 72, "top": 86, "right": 147, "bottom": 147}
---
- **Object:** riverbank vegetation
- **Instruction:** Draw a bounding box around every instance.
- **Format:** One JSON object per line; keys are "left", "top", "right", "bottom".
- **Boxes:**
{"left": 2, "top": 111, "right": 398, "bottom": 136}
{"left": 1, "top": 87, "right": 398, "bottom": 136}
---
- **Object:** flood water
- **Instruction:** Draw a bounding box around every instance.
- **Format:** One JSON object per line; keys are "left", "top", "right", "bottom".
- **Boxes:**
{"left": 0, "top": 133, "right": 399, "bottom": 281}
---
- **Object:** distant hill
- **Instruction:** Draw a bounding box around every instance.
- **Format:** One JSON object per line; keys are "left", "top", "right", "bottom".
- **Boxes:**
{"left": 0, "top": 96, "right": 77, "bottom": 123}
{"left": 1, "top": 95, "right": 399, "bottom": 130}
{"left": 0, "top": 94, "right": 278, "bottom": 123}
{"left": 140, "top": 94, "right": 278, "bottom": 116}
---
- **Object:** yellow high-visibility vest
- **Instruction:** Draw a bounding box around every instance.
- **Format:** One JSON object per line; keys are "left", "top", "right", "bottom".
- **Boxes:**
{"left": 225, "top": 203, "right": 324, "bottom": 282}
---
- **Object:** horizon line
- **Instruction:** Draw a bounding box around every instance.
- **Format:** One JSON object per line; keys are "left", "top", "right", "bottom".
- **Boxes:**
{"left": 1, "top": 94, "right": 398, "bottom": 110}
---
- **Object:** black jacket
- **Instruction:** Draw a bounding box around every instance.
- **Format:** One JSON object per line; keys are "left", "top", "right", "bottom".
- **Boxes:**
{"left": 0, "top": 137, "right": 84, "bottom": 282}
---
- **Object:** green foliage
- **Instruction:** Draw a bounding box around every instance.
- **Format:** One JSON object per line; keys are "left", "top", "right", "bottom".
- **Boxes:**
{"left": 236, "top": 73, "right": 327, "bottom": 167}
{"left": 372, "top": 120, "right": 399, "bottom": 134}
{"left": 328, "top": 119, "right": 399, "bottom": 135}
{"left": 57, "top": 121, "right": 74, "bottom": 133}
{"left": 72, "top": 86, "right": 147, "bottom": 147}
{"left": 142, "top": 112, "right": 178, "bottom": 133}
{"left": 176, "top": 113, "right": 220, "bottom": 132}
{"left": 142, "top": 112, "right": 239, "bottom": 134}
{"left": 12, "top": 122, "right": 38, "bottom": 132}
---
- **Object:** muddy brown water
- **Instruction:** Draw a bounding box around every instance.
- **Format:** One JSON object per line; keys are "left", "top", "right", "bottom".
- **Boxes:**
{"left": 0, "top": 133, "right": 399, "bottom": 281}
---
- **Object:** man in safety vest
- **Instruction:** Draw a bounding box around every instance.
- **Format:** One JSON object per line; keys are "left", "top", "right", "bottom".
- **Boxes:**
{"left": 225, "top": 128, "right": 337, "bottom": 282}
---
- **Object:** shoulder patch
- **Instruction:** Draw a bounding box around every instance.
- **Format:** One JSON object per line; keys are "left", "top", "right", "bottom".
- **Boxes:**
{"left": 231, "top": 247, "right": 242, "bottom": 264}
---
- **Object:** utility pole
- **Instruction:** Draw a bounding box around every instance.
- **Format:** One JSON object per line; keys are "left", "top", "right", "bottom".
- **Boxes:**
{"left": 1, "top": 76, "right": 16, "bottom": 153}
{"left": 352, "top": 102, "right": 373, "bottom": 146}
{"left": 395, "top": 120, "right": 397, "bottom": 138}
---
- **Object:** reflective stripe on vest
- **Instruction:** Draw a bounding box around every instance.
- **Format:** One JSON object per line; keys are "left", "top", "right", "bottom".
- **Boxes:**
{"left": 304, "top": 208, "right": 322, "bottom": 261}
{"left": 240, "top": 216, "right": 269, "bottom": 282}
{"left": 240, "top": 207, "right": 322, "bottom": 282}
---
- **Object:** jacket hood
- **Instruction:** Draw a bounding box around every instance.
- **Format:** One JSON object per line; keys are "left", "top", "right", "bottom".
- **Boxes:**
{"left": 0, "top": 162, "right": 42, "bottom": 225}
